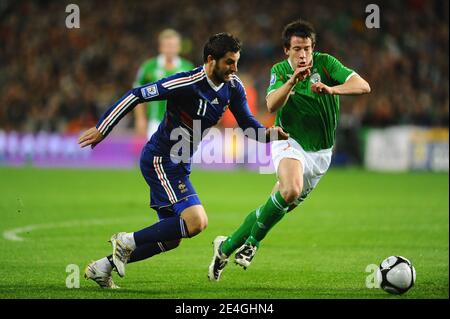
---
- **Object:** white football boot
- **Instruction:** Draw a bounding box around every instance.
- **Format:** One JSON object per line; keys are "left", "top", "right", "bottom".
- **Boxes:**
{"left": 208, "top": 236, "right": 229, "bottom": 281}
{"left": 109, "top": 232, "right": 134, "bottom": 277}
{"left": 84, "top": 261, "right": 120, "bottom": 289}
{"left": 234, "top": 243, "right": 258, "bottom": 270}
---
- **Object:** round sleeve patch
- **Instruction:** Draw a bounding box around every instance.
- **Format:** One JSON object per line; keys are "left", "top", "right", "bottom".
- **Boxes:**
{"left": 270, "top": 73, "right": 276, "bottom": 85}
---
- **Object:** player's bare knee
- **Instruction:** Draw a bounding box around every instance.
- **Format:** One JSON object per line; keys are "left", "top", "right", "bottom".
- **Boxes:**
{"left": 184, "top": 214, "right": 208, "bottom": 237}
{"left": 194, "top": 215, "right": 208, "bottom": 232}
{"left": 281, "top": 190, "right": 299, "bottom": 203}
{"left": 181, "top": 205, "right": 208, "bottom": 237}
{"left": 280, "top": 185, "right": 302, "bottom": 203}
{"left": 187, "top": 224, "right": 206, "bottom": 237}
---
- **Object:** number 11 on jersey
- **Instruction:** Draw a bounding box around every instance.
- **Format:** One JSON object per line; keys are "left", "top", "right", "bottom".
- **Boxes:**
{"left": 197, "top": 99, "right": 208, "bottom": 116}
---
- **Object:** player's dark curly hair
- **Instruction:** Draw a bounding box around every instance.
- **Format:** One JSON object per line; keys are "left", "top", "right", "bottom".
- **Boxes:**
{"left": 282, "top": 19, "right": 316, "bottom": 49}
{"left": 203, "top": 33, "right": 241, "bottom": 62}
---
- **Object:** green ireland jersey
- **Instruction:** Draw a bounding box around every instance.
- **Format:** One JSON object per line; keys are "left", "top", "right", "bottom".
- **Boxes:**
{"left": 133, "top": 55, "right": 194, "bottom": 121}
{"left": 267, "top": 52, "right": 355, "bottom": 151}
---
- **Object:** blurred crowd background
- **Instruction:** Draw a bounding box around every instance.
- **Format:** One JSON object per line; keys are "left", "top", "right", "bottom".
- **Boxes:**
{"left": 0, "top": 0, "right": 448, "bottom": 136}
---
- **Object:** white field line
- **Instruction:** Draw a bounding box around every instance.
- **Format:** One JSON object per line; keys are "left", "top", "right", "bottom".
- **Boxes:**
{"left": 3, "top": 217, "right": 148, "bottom": 241}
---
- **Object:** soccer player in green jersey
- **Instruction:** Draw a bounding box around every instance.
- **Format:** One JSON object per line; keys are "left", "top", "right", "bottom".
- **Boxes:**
{"left": 209, "top": 19, "right": 371, "bottom": 281}
{"left": 134, "top": 29, "right": 194, "bottom": 139}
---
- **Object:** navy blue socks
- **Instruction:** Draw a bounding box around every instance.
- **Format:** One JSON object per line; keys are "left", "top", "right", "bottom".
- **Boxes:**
{"left": 133, "top": 217, "right": 189, "bottom": 246}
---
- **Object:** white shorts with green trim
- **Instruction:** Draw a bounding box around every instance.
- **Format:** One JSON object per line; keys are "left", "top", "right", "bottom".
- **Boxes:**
{"left": 271, "top": 137, "right": 333, "bottom": 205}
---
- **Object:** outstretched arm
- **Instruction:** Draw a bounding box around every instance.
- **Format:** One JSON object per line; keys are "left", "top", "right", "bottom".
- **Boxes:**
{"left": 78, "top": 71, "right": 188, "bottom": 148}
{"left": 78, "top": 90, "right": 141, "bottom": 149}
{"left": 230, "top": 79, "right": 289, "bottom": 142}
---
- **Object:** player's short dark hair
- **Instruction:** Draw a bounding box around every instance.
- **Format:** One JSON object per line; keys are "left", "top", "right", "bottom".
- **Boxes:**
{"left": 203, "top": 33, "right": 241, "bottom": 62}
{"left": 282, "top": 19, "right": 316, "bottom": 49}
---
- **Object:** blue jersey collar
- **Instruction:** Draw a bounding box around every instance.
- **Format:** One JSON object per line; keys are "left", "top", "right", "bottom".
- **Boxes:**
{"left": 203, "top": 65, "right": 224, "bottom": 92}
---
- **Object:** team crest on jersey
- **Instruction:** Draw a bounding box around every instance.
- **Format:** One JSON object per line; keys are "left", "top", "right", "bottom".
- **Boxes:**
{"left": 178, "top": 181, "right": 187, "bottom": 193}
{"left": 310, "top": 71, "right": 321, "bottom": 84}
{"left": 141, "top": 84, "right": 159, "bottom": 99}
{"left": 270, "top": 73, "right": 276, "bottom": 85}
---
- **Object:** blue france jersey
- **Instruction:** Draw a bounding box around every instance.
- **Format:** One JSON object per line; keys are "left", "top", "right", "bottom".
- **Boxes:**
{"left": 96, "top": 66, "right": 265, "bottom": 158}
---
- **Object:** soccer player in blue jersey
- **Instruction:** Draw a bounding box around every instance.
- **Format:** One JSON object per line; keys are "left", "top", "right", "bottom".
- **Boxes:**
{"left": 79, "top": 33, "right": 288, "bottom": 288}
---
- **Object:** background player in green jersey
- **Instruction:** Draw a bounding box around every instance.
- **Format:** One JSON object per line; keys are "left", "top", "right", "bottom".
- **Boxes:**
{"left": 133, "top": 29, "right": 194, "bottom": 139}
{"left": 209, "top": 19, "right": 371, "bottom": 281}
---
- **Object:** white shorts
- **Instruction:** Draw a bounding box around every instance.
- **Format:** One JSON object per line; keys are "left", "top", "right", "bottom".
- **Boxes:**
{"left": 271, "top": 138, "right": 333, "bottom": 205}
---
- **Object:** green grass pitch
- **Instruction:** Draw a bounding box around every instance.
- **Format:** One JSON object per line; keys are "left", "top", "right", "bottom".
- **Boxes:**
{"left": 0, "top": 166, "right": 448, "bottom": 299}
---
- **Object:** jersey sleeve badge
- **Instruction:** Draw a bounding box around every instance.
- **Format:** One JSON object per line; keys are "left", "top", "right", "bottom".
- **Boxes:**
{"left": 270, "top": 73, "right": 276, "bottom": 85}
{"left": 141, "top": 84, "right": 159, "bottom": 99}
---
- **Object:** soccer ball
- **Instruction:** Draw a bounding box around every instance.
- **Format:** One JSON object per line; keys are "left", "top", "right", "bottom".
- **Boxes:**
{"left": 376, "top": 256, "right": 416, "bottom": 295}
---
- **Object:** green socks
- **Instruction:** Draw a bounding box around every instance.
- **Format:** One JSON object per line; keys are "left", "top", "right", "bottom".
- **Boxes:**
{"left": 248, "top": 191, "right": 289, "bottom": 244}
{"left": 220, "top": 191, "right": 289, "bottom": 256}
{"left": 220, "top": 209, "right": 258, "bottom": 256}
